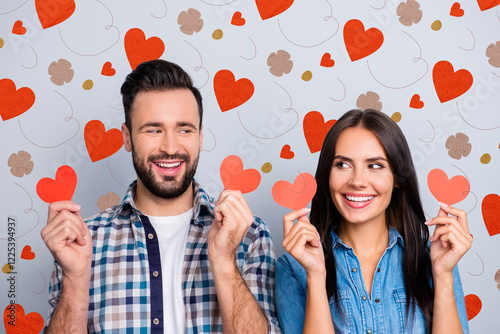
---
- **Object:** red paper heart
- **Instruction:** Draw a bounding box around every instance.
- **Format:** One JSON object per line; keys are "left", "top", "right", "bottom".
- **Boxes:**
{"left": 12, "top": 20, "right": 26, "bottom": 35}
{"left": 432, "top": 61, "right": 473, "bottom": 103}
{"left": 220, "top": 155, "right": 261, "bottom": 193}
{"left": 272, "top": 173, "right": 317, "bottom": 210}
{"left": 20, "top": 245, "right": 35, "bottom": 260}
{"left": 3, "top": 304, "right": 44, "bottom": 334}
{"left": 482, "top": 194, "right": 500, "bottom": 236}
{"left": 0, "top": 79, "right": 35, "bottom": 121}
{"left": 464, "top": 294, "right": 482, "bottom": 320}
{"left": 124, "top": 28, "right": 165, "bottom": 70}
{"left": 101, "top": 61, "right": 116, "bottom": 76}
{"left": 303, "top": 111, "right": 336, "bottom": 153}
{"left": 427, "top": 169, "right": 469, "bottom": 205}
{"left": 320, "top": 53, "right": 335, "bottom": 67}
{"left": 214, "top": 70, "right": 254, "bottom": 112}
{"left": 280, "top": 144, "right": 295, "bottom": 159}
{"left": 256, "top": 0, "right": 294, "bottom": 20}
{"left": 35, "top": 0, "right": 76, "bottom": 29}
{"left": 477, "top": 0, "right": 500, "bottom": 11}
{"left": 344, "top": 19, "right": 384, "bottom": 62}
{"left": 231, "top": 11, "right": 246, "bottom": 26}
{"left": 450, "top": 2, "right": 465, "bottom": 16}
{"left": 36, "top": 165, "right": 77, "bottom": 203}
{"left": 409, "top": 94, "right": 424, "bottom": 109}
{"left": 84, "top": 120, "right": 123, "bottom": 162}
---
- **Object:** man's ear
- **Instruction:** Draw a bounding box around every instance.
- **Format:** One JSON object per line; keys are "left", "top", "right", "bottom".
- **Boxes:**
{"left": 122, "top": 123, "right": 132, "bottom": 152}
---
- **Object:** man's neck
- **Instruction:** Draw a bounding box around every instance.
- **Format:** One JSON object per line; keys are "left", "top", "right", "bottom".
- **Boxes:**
{"left": 133, "top": 180, "right": 194, "bottom": 216}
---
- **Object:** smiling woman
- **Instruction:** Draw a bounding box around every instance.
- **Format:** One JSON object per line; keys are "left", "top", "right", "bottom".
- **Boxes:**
{"left": 276, "top": 109, "right": 472, "bottom": 334}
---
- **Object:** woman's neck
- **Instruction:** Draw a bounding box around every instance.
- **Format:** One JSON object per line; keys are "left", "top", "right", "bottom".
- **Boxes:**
{"left": 338, "top": 220, "right": 389, "bottom": 257}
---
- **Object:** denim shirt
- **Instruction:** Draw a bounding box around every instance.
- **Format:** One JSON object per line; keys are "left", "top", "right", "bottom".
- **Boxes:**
{"left": 276, "top": 228, "right": 469, "bottom": 334}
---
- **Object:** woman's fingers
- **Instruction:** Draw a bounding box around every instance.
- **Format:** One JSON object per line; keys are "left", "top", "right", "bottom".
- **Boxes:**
{"left": 283, "top": 208, "right": 311, "bottom": 238}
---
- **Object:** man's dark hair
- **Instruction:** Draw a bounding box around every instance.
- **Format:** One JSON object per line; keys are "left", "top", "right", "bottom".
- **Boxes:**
{"left": 120, "top": 59, "right": 203, "bottom": 130}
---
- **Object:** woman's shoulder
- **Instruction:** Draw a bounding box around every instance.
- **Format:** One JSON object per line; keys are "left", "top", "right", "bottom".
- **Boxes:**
{"left": 277, "top": 252, "right": 307, "bottom": 278}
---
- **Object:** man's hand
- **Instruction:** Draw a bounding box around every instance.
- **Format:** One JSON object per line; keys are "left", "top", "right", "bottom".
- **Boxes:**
{"left": 208, "top": 190, "right": 254, "bottom": 266}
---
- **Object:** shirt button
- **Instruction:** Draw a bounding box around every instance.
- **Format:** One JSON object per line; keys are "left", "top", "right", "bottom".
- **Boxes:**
{"left": 377, "top": 267, "right": 381, "bottom": 272}
{"left": 352, "top": 267, "right": 358, "bottom": 273}
{"left": 362, "top": 295, "right": 367, "bottom": 301}
{"left": 152, "top": 271, "right": 159, "bottom": 277}
{"left": 153, "top": 318, "right": 160, "bottom": 325}
{"left": 148, "top": 233, "right": 154, "bottom": 239}
{"left": 375, "top": 298, "right": 380, "bottom": 303}
{"left": 367, "top": 330, "right": 372, "bottom": 334}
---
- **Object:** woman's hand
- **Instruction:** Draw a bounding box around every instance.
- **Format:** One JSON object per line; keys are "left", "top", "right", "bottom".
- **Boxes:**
{"left": 283, "top": 208, "right": 326, "bottom": 278}
{"left": 427, "top": 202, "right": 472, "bottom": 279}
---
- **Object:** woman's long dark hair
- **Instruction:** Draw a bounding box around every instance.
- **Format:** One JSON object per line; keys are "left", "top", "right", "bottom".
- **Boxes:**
{"left": 310, "top": 109, "right": 434, "bottom": 330}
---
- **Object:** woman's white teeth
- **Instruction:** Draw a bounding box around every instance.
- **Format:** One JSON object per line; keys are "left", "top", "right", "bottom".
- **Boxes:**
{"left": 156, "top": 162, "right": 181, "bottom": 168}
{"left": 345, "top": 195, "right": 374, "bottom": 202}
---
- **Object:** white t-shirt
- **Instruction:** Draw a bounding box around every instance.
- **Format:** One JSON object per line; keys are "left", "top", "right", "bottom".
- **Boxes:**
{"left": 149, "top": 208, "right": 193, "bottom": 334}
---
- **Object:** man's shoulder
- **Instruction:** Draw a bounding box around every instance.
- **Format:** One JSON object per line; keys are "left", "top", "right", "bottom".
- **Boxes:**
{"left": 83, "top": 203, "right": 127, "bottom": 228}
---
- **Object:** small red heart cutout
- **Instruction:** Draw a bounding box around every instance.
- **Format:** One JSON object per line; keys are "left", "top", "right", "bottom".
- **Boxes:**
{"left": 12, "top": 20, "right": 27, "bottom": 35}
{"left": 303, "top": 111, "right": 336, "bottom": 153}
{"left": 213, "top": 70, "right": 254, "bottom": 112}
{"left": 3, "top": 304, "right": 44, "bottom": 334}
{"left": 320, "top": 53, "right": 335, "bottom": 67}
{"left": 477, "top": 0, "right": 500, "bottom": 11}
{"left": 124, "top": 28, "right": 165, "bottom": 70}
{"left": 280, "top": 145, "right": 295, "bottom": 159}
{"left": 0, "top": 79, "right": 35, "bottom": 121}
{"left": 272, "top": 173, "right": 317, "bottom": 210}
{"left": 220, "top": 155, "right": 261, "bottom": 193}
{"left": 464, "top": 294, "right": 482, "bottom": 320}
{"left": 101, "top": 61, "right": 116, "bottom": 76}
{"left": 84, "top": 120, "right": 123, "bottom": 162}
{"left": 344, "top": 19, "right": 384, "bottom": 62}
{"left": 36, "top": 165, "right": 77, "bottom": 203}
{"left": 432, "top": 60, "right": 473, "bottom": 103}
{"left": 231, "top": 11, "right": 246, "bottom": 26}
{"left": 35, "top": 0, "right": 76, "bottom": 29}
{"left": 482, "top": 193, "right": 500, "bottom": 236}
{"left": 427, "top": 169, "right": 469, "bottom": 205}
{"left": 409, "top": 94, "right": 424, "bottom": 109}
{"left": 450, "top": 2, "right": 465, "bottom": 16}
{"left": 21, "top": 245, "right": 35, "bottom": 260}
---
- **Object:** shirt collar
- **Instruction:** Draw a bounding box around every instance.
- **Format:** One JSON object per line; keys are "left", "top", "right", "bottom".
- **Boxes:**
{"left": 330, "top": 226, "right": 405, "bottom": 250}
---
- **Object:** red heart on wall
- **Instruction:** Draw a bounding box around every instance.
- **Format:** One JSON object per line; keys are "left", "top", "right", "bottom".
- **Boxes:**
{"left": 35, "top": 0, "right": 76, "bottom": 29}
{"left": 0, "top": 79, "right": 35, "bottom": 121}
{"left": 344, "top": 19, "right": 384, "bottom": 62}
{"left": 303, "top": 111, "right": 336, "bottom": 153}
{"left": 124, "top": 28, "right": 165, "bottom": 70}
{"left": 482, "top": 194, "right": 500, "bottom": 236}
{"left": 12, "top": 20, "right": 26, "bottom": 35}
{"left": 432, "top": 61, "right": 473, "bottom": 103}
{"left": 21, "top": 246, "right": 35, "bottom": 260}
{"left": 280, "top": 145, "right": 295, "bottom": 159}
{"left": 84, "top": 120, "right": 123, "bottom": 162}
{"left": 231, "top": 11, "right": 246, "bottom": 26}
{"left": 409, "top": 94, "right": 424, "bottom": 109}
{"left": 214, "top": 70, "right": 254, "bottom": 112}
{"left": 3, "top": 304, "right": 44, "bottom": 334}
{"left": 320, "top": 53, "right": 335, "bottom": 67}
{"left": 272, "top": 173, "right": 317, "bottom": 210}
{"left": 255, "top": 0, "right": 294, "bottom": 20}
{"left": 464, "top": 294, "right": 482, "bottom": 320}
{"left": 427, "top": 169, "right": 469, "bottom": 205}
{"left": 36, "top": 165, "right": 77, "bottom": 203}
{"left": 101, "top": 62, "right": 116, "bottom": 76}
{"left": 450, "top": 2, "right": 465, "bottom": 16}
{"left": 477, "top": 0, "right": 500, "bottom": 11}
{"left": 220, "top": 155, "right": 261, "bottom": 193}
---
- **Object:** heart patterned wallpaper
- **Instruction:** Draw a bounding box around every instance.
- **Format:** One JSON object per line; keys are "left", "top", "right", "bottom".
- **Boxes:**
{"left": 1, "top": 0, "right": 499, "bottom": 332}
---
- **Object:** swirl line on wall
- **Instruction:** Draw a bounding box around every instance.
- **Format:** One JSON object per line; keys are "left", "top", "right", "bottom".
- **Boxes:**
{"left": 289, "top": 171, "right": 306, "bottom": 193}
{"left": 0, "top": 0, "right": 28, "bottom": 15}
{"left": 202, "top": 128, "right": 217, "bottom": 152}
{"left": 459, "top": 28, "right": 475, "bottom": 51}
{"left": 451, "top": 163, "right": 478, "bottom": 214}
{"left": 418, "top": 120, "right": 436, "bottom": 143}
{"left": 200, "top": 0, "right": 236, "bottom": 6}
{"left": 329, "top": 78, "right": 346, "bottom": 102}
{"left": 468, "top": 253, "right": 484, "bottom": 276}
{"left": 30, "top": 271, "right": 47, "bottom": 294}
{"left": 21, "top": 46, "right": 38, "bottom": 69}
{"left": 151, "top": 0, "right": 167, "bottom": 18}
{"left": 456, "top": 100, "right": 500, "bottom": 130}
{"left": 370, "top": 0, "right": 387, "bottom": 10}
{"left": 240, "top": 37, "right": 257, "bottom": 61}
{"left": 184, "top": 40, "right": 210, "bottom": 89}
{"left": 277, "top": 15, "right": 339, "bottom": 48}
{"left": 108, "top": 161, "right": 128, "bottom": 188}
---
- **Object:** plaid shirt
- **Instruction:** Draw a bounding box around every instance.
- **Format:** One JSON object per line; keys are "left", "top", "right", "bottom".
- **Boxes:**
{"left": 47, "top": 181, "right": 281, "bottom": 333}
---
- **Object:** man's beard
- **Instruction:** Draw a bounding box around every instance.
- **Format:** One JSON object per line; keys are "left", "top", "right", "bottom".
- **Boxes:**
{"left": 131, "top": 144, "right": 199, "bottom": 199}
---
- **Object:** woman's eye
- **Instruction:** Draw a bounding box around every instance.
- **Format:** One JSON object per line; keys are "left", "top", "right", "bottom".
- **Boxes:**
{"left": 335, "top": 161, "right": 349, "bottom": 168}
{"left": 369, "top": 163, "right": 384, "bottom": 169}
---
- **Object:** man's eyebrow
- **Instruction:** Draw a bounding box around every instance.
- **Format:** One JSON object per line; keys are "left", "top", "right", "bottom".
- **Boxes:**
{"left": 177, "top": 121, "right": 198, "bottom": 130}
{"left": 138, "top": 122, "right": 163, "bottom": 131}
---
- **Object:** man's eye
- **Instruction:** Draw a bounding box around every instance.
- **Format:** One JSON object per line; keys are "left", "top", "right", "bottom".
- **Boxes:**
{"left": 147, "top": 129, "right": 160, "bottom": 134}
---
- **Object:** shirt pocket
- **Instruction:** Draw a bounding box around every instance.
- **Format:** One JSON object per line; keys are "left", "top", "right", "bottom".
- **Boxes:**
{"left": 329, "top": 289, "right": 354, "bottom": 334}
{"left": 392, "top": 288, "right": 427, "bottom": 333}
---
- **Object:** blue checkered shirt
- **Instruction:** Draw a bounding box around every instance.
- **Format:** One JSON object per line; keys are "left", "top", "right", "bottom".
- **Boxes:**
{"left": 47, "top": 181, "right": 281, "bottom": 333}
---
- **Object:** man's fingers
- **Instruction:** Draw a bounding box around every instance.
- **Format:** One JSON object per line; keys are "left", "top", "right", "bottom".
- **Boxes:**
{"left": 48, "top": 201, "right": 81, "bottom": 222}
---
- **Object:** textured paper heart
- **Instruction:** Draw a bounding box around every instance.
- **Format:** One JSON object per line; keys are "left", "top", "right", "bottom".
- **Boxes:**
{"left": 320, "top": 53, "right": 335, "bottom": 67}
{"left": 0, "top": 79, "right": 35, "bottom": 121}
{"left": 36, "top": 165, "right": 77, "bottom": 203}
{"left": 20, "top": 245, "right": 35, "bottom": 260}
{"left": 477, "top": 0, "right": 500, "bottom": 11}
{"left": 214, "top": 70, "right": 254, "bottom": 112}
{"left": 482, "top": 193, "right": 500, "bottom": 236}
{"left": 427, "top": 169, "right": 469, "bottom": 205}
{"left": 343, "top": 19, "right": 384, "bottom": 62}
{"left": 84, "top": 120, "right": 123, "bottom": 162}
{"left": 124, "top": 28, "right": 165, "bottom": 70}
{"left": 272, "top": 173, "right": 317, "bottom": 210}
{"left": 256, "top": 0, "right": 294, "bottom": 20}
{"left": 101, "top": 62, "right": 116, "bottom": 76}
{"left": 35, "top": 0, "right": 76, "bottom": 29}
{"left": 3, "top": 304, "right": 44, "bottom": 334}
{"left": 280, "top": 145, "right": 295, "bottom": 159}
{"left": 409, "top": 94, "right": 424, "bottom": 109}
{"left": 231, "top": 11, "right": 246, "bottom": 26}
{"left": 12, "top": 20, "right": 26, "bottom": 35}
{"left": 450, "top": 2, "right": 465, "bottom": 16}
{"left": 432, "top": 61, "right": 473, "bottom": 103}
{"left": 303, "top": 111, "right": 336, "bottom": 153}
{"left": 220, "top": 155, "right": 261, "bottom": 193}
{"left": 464, "top": 294, "right": 482, "bottom": 320}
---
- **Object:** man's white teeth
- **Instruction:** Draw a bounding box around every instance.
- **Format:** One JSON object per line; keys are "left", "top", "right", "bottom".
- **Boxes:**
{"left": 345, "top": 195, "right": 374, "bottom": 202}
{"left": 156, "top": 162, "right": 181, "bottom": 168}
